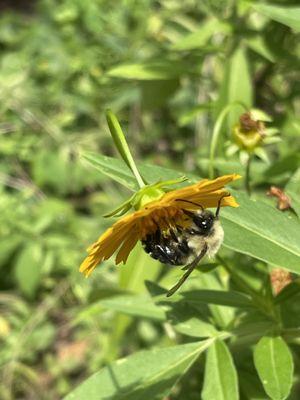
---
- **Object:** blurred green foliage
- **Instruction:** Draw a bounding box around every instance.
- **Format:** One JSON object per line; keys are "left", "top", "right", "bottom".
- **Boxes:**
{"left": 0, "top": 0, "right": 300, "bottom": 399}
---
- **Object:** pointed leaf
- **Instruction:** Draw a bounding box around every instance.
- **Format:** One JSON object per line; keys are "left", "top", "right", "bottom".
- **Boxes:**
{"left": 178, "top": 289, "right": 253, "bottom": 308}
{"left": 172, "top": 315, "right": 217, "bottom": 338}
{"left": 216, "top": 47, "right": 253, "bottom": 130}
{"left": 64, "top": 340, "right": 213, "bottom": 400}
{"left": 105, "top": 110, "right": 146, "bottom": 188}
{"left": 246, "top": 35, "right": 276, "bottom": 62}
{"left": 254, "top": 336, "right": 293, "bottom": 400}
{"left": 14, "top": 243, "right": 42, "bottom": 299}
{"left": 82, "top": 152, "right": 193, "bottom": 190}
{"left": 253, "top": 3, "right": 300, "bottom": 32}
{"left": 82, "top": 152, "right": 137, "bottom": 190}
{"left": 202, "top": 340, "right": 239, "bottom": 400}
{"left": 107, "top": 61, "right": 185, "bottom": 80}
{"left": 172, "top": 19, "right": 230, "bottom": 51}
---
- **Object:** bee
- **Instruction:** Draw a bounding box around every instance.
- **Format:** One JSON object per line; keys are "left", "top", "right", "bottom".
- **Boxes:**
{"left": 142, "top": 196, "right": 225, "bottom": 296}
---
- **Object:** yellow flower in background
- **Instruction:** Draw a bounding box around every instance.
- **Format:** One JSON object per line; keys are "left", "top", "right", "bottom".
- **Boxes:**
{"left": 225, "top": 109, "right": 280, "bottom": 195}
{"left": 233, "top": 112, "right": 265, "bottom": 151}
{"left": 228, "top": 109, "right": 281, "bottom": 162}
{"left": 80, "top": 174, "right": 240, "bottom": 277}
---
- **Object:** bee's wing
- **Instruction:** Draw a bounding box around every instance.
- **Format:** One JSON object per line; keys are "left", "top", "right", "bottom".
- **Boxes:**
{"left": 166, "top": 243, "right": 208, "bottom": 297}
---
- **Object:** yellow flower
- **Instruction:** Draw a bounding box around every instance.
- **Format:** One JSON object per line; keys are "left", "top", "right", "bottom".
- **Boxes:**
{"left": 80, "top": 174, "right": 240, "bottom": 276}
{"left": 233, "top": 112, "right": 265, "bottom": 152}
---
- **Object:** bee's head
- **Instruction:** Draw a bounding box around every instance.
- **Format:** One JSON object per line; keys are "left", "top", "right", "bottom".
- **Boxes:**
{"left": 192, "top": 210, "right": 215, "bottom": 235}
{"left": 176, "top": 195, "right": 227, "bottom": 235}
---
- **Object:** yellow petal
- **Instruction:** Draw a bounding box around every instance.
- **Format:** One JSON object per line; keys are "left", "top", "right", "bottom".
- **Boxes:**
{"left": 194, "top": 174, "right": 241, "bottom": 192}
{"left": 115, "top": 232, "right": 139, "bottom": 264}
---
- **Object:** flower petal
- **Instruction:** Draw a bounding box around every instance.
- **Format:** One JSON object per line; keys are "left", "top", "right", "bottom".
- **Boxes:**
{"left": 115, "top": 232, "right": 139, "bottom": 264}
{"left": 162, "top": 174, "right": 240, "bottom": 204}
{"left": 80, "top": 219, "right": 135, "bottom": 275}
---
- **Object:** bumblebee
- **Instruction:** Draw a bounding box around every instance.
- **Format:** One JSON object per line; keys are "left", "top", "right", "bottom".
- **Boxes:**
{"left": 142, "top": 197, "right": 225, "bottom": 296}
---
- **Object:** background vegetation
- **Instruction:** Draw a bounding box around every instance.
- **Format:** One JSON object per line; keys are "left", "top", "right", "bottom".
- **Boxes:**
{"left": 0, "top": 0, "right": 299, "bottom": 399}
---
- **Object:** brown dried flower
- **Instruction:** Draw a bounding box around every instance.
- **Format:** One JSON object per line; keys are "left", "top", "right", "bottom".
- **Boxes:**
{"left": 267, "top": 186, "right": 292, "bottom": 211}
{"left": 270, "top": 268, "right": 292, "bottom": 295}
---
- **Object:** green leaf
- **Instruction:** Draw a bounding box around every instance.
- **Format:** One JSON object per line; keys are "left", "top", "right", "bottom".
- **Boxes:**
{"left": 26, "top": 322, "right": 56, "bottom": 353}
{"left": 228, "top": 47, "right": 253, "bottom": 128}
{"left": 233, "top": 312, "right": 275, "bottom": 340}
{"left": 0, "top": 236, "right": 22, "bottom": 269}
{"left": 64, "top": 340, "right": 213, "bottom": 400}
{"left": 172, "top": 19, "right": 230, "bottom": 51}
{"left": 253, "top": 3, "right": 300, "bottom": 32}
{"left": 14, "top": 243, "right": 42, "bottom": 299}
{"left": 165, "top": 300, "right": 218, "bottom": 338}
{"left": 209, "top": 103, "right": 247, "bottom": 178}
{"left": 95, "top": 294, "right": 166, "bottom": 321}
{"left": 202, "top": 340, "right": 239, "bottom": 400}
{"left": 222, "top": 191, "right": 300, "bottom": 274}
{"left": 177, "top": 289, "right": 253, "bottom": 308}
{"left": 82, "top": 152, "right": 193, "bottom": 191}
{"left": 254, "top": 336, "right": 294, "bottom": 400}
{"left": 107, "top": 61, "right": 185, "bottom": 80}
{"left": 171, "top": 315, "right": 217, "bottom": 338}
{"left": 246, "top": 35, "right": 276, "bottom": 63}
{"left": 82, "top": 153, "right": 137, "bottom": 190}
{"left": 105, "top": 110, "right": 146, "bottom": 188}
{"left": 216, "top": 46, "right": 253, "bottom": 130}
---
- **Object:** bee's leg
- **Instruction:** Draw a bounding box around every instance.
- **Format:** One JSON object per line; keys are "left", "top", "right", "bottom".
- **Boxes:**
{"left": 165, "top": 229, "right": 190, "bottom": 265}
{"left": 181, "top": 264, "right": 190, "bottom": 271}
{"left": 166, "top": 243, "right": 208, "bottom": 297}
{"left": 155, "top": 244, "right": 178, "bottom": 265}
{"left": 169, "top": 228, "right": 179, "bottom": 243}
{"left": 146, "top": 235, "right": 178, "bottom": 265}
{"left": 153, "top": 226, "right": 161, "bottom": 240}
{"left": 175, "top": 225, "right": 183, "bottom": 233}
{"left": 160, "top": 226, "right": 188, "bottom": 264}
{"left": 178, "top": 239, "right": 190, "bottom": 258}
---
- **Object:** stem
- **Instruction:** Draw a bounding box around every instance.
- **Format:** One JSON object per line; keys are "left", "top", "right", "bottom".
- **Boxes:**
{"left": 245, "top": 154, "right": 252, "bottom": 196}
{"left": 106, "top": 110, "right": 145, "bottom": 188}
{"left": 209, "top": 101, "right": 248, "bottom": 179}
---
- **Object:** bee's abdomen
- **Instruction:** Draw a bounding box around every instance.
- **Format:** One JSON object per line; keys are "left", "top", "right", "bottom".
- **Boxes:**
{"left": 142, "top": 230, "right": 190, "bottom": 266}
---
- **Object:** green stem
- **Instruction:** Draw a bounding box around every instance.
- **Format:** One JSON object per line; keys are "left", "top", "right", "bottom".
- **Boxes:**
{"left": 106, "top": 110, "right": 146, "bottom": 188}
{"left": 209, "top": 102, "right": 248, "bottom": 179}
{"left": 245, "top": 154, "right": 252, "bottom": 196}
